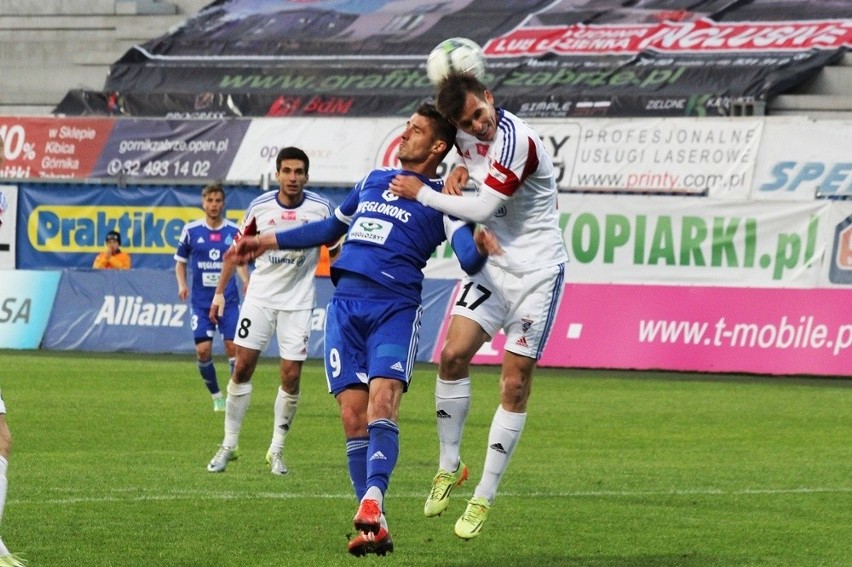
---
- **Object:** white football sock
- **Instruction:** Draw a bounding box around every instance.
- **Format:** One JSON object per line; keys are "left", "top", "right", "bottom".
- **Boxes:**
{"left": 223, "top": 381, "right": 252, "bottom": 448}
{"left": 364, "top": 486, "right": 384, "bottom": 507}
{"left": 435, "top": 376, "right": 471, "bottom": 472}
{"left": 474, "top": 405, "right": 526, "bottom": 504}
{"left": 270, "top": 388, "right": 299, "bottom": 452}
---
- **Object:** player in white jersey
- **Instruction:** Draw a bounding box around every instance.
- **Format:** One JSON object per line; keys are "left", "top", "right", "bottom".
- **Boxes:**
{"left": 390, "top": 72, "right": 568, "bottom": 539}
{"left": 0, "top": 137, "right": 25, "bottom": 566}
{"left": 207, "top": 146, "right": 339, "bottom": 475}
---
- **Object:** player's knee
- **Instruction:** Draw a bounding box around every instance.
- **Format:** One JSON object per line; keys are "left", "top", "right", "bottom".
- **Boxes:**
{"left": 280, "top": 367, "right": 301, "bottom": 391}
{"left": 195, "top": 344, "right": 213, "bottom": 360}
{"left": 439, "top": 345, "right": 471, "bottom": 378}
{"left": 232, "top": 355, "right": 258, "bottom": 382}
{"left": 231, "top": 364, "right": 254, "bottom": 383}
{"left": 339, "top": 404, "right": 367, "bottom": 437}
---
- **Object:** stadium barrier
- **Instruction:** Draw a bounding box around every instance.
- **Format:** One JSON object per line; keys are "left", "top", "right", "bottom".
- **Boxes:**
{"left": 3, "top": 267, "right": 850, "bottom": 376}
{"left": 8, "top": 268, "right": 452, "bottom": 363}
{"left": 2, "top": 113, "right": 852, "bottom": 376}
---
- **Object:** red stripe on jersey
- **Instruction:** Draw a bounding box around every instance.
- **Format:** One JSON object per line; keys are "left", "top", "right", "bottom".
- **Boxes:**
{"left": 521, "top": 137, "right": 539, "bottom": 183}
{"left": 237, "top": 217, "right": 258, "bottom": 241}
{"left": 484, "top": 136, "right": 539, "bottom": 197}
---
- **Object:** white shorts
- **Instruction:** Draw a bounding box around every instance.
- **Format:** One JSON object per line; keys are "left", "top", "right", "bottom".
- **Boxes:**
{"left": 0, "top": 390, "right": 5, "bottom": 415}
{"left": 451, "top": 262, "right": 565, "bottom": 359}
{"left": 234, "top": 297, "right": 313, "bottom": 361}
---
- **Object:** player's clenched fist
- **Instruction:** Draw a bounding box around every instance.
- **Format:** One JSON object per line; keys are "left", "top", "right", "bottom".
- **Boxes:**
{"left": 226, "top": 234, "right": 271, "bottom": 264}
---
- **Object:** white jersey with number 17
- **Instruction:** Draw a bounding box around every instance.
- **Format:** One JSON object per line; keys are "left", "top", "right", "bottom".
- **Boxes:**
{"left": 455, "top": 108, "right": 568, "bottom": 273}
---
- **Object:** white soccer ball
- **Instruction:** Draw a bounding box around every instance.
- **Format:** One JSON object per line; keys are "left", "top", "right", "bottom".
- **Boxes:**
{"left": 426, "top": 37, "right": 485, "bottom": 86}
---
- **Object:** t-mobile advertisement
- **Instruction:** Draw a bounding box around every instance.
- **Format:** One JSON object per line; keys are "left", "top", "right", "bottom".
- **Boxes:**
{"left": 455, "top": 284, "right": 852, "bottom": 377}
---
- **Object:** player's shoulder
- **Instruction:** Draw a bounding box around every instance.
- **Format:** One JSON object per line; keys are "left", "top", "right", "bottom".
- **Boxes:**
{"left": 181, "top": 218, "right": 206, "bottom": 233}
{"left": 248, "top": 190, "right": 279, "bottom": 208}
{"left": 303, "top": 189, "right": 333, "bottom": 207}
{"left": 243, "top": 190, "right": 281, "bottom": 218}
{"left": 497, "top": 108, "right": 532, "bottom": 137}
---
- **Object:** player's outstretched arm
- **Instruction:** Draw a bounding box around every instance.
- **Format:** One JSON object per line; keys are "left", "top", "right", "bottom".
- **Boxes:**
{"left": 226, "top": 216, "right": 348, "bottom": 265}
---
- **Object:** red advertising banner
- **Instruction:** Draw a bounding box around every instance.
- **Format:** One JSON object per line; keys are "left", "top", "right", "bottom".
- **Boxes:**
{"left": 0, "top": 117, "right": 115, "bottom": 179}
{"left": 484, "top": 19, "right": 852, "bottom": 57}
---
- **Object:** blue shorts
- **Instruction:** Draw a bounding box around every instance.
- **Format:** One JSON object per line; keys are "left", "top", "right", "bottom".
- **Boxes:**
{"left": 323, "top": 277, "right": 422, "bottom": 396}
{"left": 191, "top": 302, "right": 239, "bottom": 343}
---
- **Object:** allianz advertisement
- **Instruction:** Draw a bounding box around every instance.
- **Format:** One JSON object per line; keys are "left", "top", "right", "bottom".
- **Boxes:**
{"left": 16, "top": 184, "right": 267, "bottom": 270}
{"left": 43, "top": 269, "right": 326, "bottom": 356}
{"left": 40, "top": 269, "right": 453, "bottom": 360}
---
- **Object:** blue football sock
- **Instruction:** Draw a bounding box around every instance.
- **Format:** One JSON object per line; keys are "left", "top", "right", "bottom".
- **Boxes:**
{"left": 198, "top": 358, "right": 220, "bottom": 395}
{"left": 366, "top": 419, "right": 399, "bottom": 495}
{"left": 346, "top": 436, "right": 370, "bottom": 502}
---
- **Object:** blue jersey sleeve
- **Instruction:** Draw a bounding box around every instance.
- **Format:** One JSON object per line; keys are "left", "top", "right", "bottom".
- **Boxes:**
{"left": 450, "top": 224, "right": 487, "bottom": 275}
{"left": 174, "top": 225, "right": 191, "bottom": 262}
{"left": 274, "top": 216, "right": 348, "bottom": 250}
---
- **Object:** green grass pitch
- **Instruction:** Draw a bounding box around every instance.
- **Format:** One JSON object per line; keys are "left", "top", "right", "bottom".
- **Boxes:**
{"left": 0, "top": 350, "right": 849, "bottom": 566}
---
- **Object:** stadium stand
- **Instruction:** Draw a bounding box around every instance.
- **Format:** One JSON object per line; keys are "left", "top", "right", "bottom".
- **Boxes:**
{"left": 1, "top": 0, "right": 849, "bottom": 119}
{"left": 770, "top": 52, "right": 852, "bottom": 118}
{"left": 0, "top": 0, "right": 207, "bottom": 115}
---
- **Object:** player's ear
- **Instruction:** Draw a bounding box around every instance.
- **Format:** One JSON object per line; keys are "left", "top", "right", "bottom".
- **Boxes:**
{"left": 433, "top": 138, "right": 448, "bottom": 156}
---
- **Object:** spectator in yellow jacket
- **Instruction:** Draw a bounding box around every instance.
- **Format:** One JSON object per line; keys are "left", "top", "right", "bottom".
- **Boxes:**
{"left": 92, "top": 230, "right": 131, "bottom": 269}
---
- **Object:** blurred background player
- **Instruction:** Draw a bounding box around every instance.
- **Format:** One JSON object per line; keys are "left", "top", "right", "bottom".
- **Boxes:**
{"left": 0, "top": 135, "right": 26, "bottom": 566}
{"left": 227, "top": 103, "right": 499, "bottom": 556}
{"left": 391, "top": 73, "right": 568, "bottom": 539}
{"left": 92, "top": 230, "right": 131, "bottom": 269}
{"left": 206, "top": 147, "right": 338, "bottom": 476}
{"left": 174, "top": 183, "right": 248, "bottom": 412}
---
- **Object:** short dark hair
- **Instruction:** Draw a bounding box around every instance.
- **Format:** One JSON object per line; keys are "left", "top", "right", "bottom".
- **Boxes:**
{"left": 201, "top": 182, "right": 225, "bottom": 199}
{"left": 415, "top": 102, "right": 457, "bottom": 161}
{"left": 435, "top": 72, "right": 488, "bottom": 124}
{"left": 105, "top": 230, "right": 121, "bottom": 245}
{"left": 276, "top": 146, "right": 310, "bottom": 175}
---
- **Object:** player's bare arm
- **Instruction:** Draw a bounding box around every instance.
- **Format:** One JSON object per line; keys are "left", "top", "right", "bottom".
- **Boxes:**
{"left": 208, "top": 255, "right": 238, "bottom": 323}
{"left": 175, "top": 262, "right": 190, "bottom": 301}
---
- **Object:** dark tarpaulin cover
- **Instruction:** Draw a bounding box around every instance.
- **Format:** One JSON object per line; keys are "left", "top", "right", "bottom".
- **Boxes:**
{"left": 55, "top": 0, "right": 850, "bottom": 118}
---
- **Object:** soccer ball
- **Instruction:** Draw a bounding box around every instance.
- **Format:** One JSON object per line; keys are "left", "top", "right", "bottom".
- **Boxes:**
{"left": 425, "top": 37, "right": 485, "bottom": 86}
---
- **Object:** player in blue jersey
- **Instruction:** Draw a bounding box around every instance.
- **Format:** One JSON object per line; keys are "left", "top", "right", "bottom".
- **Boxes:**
{"left": 175, "top": 184, "right": 249, "bottom": 412}
{"left": 227, "top": 102, "right": 499, "bottom": 557}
